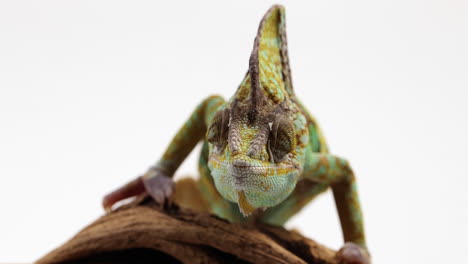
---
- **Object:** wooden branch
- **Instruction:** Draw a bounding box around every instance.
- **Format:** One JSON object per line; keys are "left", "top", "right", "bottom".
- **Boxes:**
{"left": 36, "top": 195, "right": 337, "bottom": 264}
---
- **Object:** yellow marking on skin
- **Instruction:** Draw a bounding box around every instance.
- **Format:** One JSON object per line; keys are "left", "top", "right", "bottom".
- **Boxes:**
{"left": 208, "top": 159, "right": 217, "bottom": 168}
{"left": 238, "top": 190, "right": 255, "bottom": 216}
{"left": 264, "top": 166, "right": 295, "bottom": 177}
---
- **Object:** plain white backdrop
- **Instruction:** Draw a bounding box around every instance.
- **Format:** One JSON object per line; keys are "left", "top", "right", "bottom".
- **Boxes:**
{"left": 1, "top": 0, "right": 467, "bottom": 262}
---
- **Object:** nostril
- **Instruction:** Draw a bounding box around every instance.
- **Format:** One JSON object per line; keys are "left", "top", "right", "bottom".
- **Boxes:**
{"left": 247, "top": 145, "right": 261, "bottom": 159}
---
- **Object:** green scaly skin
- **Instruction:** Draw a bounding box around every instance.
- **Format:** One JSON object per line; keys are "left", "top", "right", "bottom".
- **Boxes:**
{"left": 103, "top": 5, "right": 369, "bottom": 263}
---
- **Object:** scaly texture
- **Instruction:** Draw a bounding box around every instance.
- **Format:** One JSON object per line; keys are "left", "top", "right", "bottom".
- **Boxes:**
{"left": 103, "top": 5, "right": 370, "bottom": 263}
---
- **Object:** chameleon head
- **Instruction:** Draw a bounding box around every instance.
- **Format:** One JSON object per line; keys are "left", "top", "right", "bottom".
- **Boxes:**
{"left": 206, "top": 4, "right": 309, "bottom": 217}
{"left": 207, "top": 99, "right": 309, "bottom": 216}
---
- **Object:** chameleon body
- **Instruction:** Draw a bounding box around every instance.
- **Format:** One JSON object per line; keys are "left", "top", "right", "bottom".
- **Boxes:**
{"left": 103, "top": 5, "right": 369, "bottom": 262}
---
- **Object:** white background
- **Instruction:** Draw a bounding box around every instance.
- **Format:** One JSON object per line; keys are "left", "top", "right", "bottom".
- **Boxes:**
{"left": 1, "top": 0, "right": 467, "bottom": 263}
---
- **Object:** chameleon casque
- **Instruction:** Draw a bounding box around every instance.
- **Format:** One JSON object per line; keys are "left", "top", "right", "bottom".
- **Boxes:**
{"left": 103, "top": 5, "right": 369, "bottom": 263}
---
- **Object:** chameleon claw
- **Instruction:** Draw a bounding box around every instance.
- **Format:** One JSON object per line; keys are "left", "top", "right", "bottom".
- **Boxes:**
{"left": 336, "top": 242, "right": 371, "bottom": 264}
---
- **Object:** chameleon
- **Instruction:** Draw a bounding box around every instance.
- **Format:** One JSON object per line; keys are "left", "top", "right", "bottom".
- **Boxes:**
{"left": 103, "top": 5, "right": 370, "bottom": 263}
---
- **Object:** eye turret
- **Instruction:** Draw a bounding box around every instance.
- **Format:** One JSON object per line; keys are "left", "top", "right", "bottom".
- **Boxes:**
{"left": 268, "top": 115, "right": 296, "bottom": 162}
{"left": 207, "top": 108, "right": 230, "bottom": 151}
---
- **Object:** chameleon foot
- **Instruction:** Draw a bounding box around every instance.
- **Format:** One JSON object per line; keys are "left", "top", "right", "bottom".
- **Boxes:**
{"left": 142, "top": 172, "right": 175, "bottom": 207}
{"left": 336, "top": 242, "right": 370, "bottom": 264}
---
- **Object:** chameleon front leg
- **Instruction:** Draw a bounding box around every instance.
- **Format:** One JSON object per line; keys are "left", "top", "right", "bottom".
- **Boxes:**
{"left": 103, "top": 95, "right": 225, "bottom": 210}
{"left": 303, "top": 152, "right": 370, "bottom": 263}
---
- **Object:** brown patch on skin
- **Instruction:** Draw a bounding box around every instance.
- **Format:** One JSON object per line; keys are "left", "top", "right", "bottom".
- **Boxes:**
{"left": 247, "top": 6, "right": 264, "bottom": 118}
{"left": 320, "top": 155, "right": 330, "bottom": 168}
{"left": 295, "top": 127, "right": 307, "bottom": 148}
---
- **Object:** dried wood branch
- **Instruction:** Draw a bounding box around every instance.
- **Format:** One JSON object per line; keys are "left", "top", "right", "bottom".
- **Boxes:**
{"left": 37, "top": 195, "right": 337, "bottom": 264}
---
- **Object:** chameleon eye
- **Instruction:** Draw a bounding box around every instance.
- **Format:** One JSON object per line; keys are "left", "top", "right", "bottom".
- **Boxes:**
{"left": 268, "top": 115, "right": 296, "bottom": 162}
{"left": 207, "top": 108, "right": 230, "bottom": 150}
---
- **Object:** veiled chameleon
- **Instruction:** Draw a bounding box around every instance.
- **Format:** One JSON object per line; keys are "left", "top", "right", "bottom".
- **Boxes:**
{"left": 103, "top": 5, "right": 370, "bottom": 263}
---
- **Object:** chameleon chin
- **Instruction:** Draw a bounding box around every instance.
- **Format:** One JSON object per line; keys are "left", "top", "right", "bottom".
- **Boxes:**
{"left": 103, "top": 5, "right": 370, "bottom": 264}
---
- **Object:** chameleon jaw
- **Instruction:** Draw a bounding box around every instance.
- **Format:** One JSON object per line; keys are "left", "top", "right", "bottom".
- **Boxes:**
{"left": 208, "top": 155, "right": 300, "bottom": 215}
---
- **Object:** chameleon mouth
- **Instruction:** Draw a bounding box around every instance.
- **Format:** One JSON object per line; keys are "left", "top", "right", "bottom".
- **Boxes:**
{"left": 208, "top": 156, "right": 297, "bottom": 189}
{"left": 208, "top": 156, "right": 297, "bottom": 171}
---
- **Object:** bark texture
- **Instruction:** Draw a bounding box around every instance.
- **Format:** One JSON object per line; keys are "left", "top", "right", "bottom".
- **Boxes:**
{"left": 36, "top": 195, "right": 337, "bottom": 264}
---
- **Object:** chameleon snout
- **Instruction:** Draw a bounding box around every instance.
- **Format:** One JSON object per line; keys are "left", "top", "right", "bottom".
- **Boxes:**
{"left": 231, "top": 158, "right": 251, "bottom": 168}
{"left": 229, "top": 158, "right": 258, "bottom": 188}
